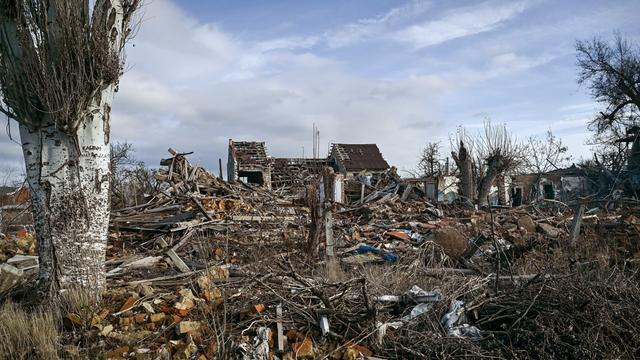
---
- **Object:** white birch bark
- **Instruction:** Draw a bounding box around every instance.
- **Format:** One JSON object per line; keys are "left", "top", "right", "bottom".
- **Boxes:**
{"left": 20, "top": 86, "right": 114, "bottom": 292}
{"left": 13, "top": 0, "right": 127, "bottom": 293}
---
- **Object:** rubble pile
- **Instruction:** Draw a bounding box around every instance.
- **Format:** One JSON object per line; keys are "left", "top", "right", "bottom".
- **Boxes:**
{"left": 0, "top": 229, "right": 37, "bottom": 296}
{"left": 1, "top": 151, "right": 640, "bottom": 359}
{"left": 107, "top": 149, "right": 306, "bottom": 284}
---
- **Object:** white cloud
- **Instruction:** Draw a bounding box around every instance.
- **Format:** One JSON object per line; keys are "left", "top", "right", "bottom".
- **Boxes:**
{"left": 393, "top": 0, "right": 531, "bottom": 49}
{"left": 256, "top": 36, "right": 321, "bottom": 52}
{"left": 0, "top": 0, "right": 606, "bottom": 175}
{"left": 108, "top": 0, "right": 566, "bottom": 172}
{"left": 326, "top": 0, "right": 433, "bottom": 48}
{"left": 0, "top": 119, "right": 25, "bottom": 174}
{"left": 112, "top": 0, "right": 450, "bottom": 171}
{"left": 256, "top": 0, "right": 433, "bottom": 51}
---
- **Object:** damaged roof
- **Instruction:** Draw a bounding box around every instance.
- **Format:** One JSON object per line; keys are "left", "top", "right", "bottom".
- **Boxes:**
{"left": 545, "top": 164, "right": 586, "bottom": 177}
{"left": 331, "top": 143, "right": 390, "bottom": 172}
{"left": 229, "top": 140, "right": 269, "bottom": 167}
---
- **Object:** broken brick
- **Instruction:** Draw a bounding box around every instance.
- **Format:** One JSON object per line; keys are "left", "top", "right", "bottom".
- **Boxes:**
{"left": 177, "top": 320, "right": 201, "bottom": 335}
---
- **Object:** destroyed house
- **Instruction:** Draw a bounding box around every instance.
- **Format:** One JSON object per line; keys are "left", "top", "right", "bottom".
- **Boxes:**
{"left": 510, "top": 165, "right": 591, "bottom": 206}
{"left": 409, "top": 175, "right": 459, "bottom": 203}
{"left": 270, "top": 158, "right": 334, "bottom": 192}
{"left": 227, "top": 140, "right": 391, "bottom": 203}
{"left": 227, "top": 140, "right": 272, "bottom": 189}
{"left": 330, "top": 143, "right": 390, "bottom": 177}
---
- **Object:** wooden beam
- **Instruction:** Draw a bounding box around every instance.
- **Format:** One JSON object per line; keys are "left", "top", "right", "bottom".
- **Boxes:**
{"left": 158, "top": 238, "right": 191, "bottom": 273}
{"left": 276, "top": 304, "right": 284, "bottom": 353}
{"left": 569, "top": 204, "right": 585, "bottom": 245}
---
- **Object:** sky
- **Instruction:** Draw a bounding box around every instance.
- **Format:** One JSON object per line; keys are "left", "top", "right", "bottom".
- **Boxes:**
{"left": 1, "top": 0, "right": 639, "bottom": 178}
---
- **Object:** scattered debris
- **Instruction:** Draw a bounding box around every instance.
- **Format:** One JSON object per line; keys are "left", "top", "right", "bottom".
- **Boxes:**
{"left": 2, "top": 149, "right": 640, "bottom": 359}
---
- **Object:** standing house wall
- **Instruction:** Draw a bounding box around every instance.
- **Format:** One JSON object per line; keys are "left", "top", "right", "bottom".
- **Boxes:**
{"left": 511, "top": 174, "right": 559, "bottom": 204}
{"left": 439, "top": 176, "right": 459, "bottom": 203}
{"left": 227, "top": 140, "right": 272, "bottom": 189}
{"left": 560, "top": 176, "right": 590, "bottom": 200}
{"left": 511, "top": 173, "right": 591, "bottom": 204}
{"left": 333, "top": 174, "right": 345, "bottom": 203}
{"left": 403, "top": 175, "right": 458, "bottom": 203}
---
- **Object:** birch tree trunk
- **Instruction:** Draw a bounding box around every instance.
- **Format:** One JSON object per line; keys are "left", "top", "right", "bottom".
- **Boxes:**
{"left": 20, "top": 87, "right": 114, "bottom": 293}
{"left": 0, "top": 0, "right": 139, "bottom": 295}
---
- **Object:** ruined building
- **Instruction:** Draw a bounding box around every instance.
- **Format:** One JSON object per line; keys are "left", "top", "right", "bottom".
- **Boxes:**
{"left": 510, "top": 165, "right": 591, "bottom": 206}
{"left": 270, "top": 158, "right": 333, "bottom": 192}
{"left": 227, "top": 140, "right": 272, "bottom": 189}
{"left": 227, "top": 140, "right": 391, "bottom": 199}
{"left": 329, "top": 143, "right": 390, "bottom": 177}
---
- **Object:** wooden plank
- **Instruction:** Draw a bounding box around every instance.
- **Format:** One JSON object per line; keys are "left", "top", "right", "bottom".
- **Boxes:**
{"left": 276, "top": 304, "right": 284, "bottom": 353}
{"left": 230, "top": 215, "right": 295, "bottom": 222}
{"left": 400, "top": 184, "right": 413, "bottom": 202}
{"left": 166, "top": 249, "right": 191, "bottom": 273}
{"left": 115, "top": 226, "right": 170, "bottom": 233}
{"left": 325, "top": 211, "right": 334, "bottom": 257}
{"left": 158, "top": 239, "right": 191, "bottom": 273}
{"left": 127, "top": 271, "right": 199, "bottom": 286}
{"left": 172, "top": 228, "right": 197, "bottom": 252}
{"left": 569, "top": 204, "right": 585, "bottom": 245}
{"left": 191, "top": 196, "right": 214, "bottom": 221}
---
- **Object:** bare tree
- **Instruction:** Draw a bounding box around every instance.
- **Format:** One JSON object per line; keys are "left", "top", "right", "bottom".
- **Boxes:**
{"left": 451, "top": 137, "right": 475, "bottom": 202}
{"left": 576, "top": 34, "right": 640, "bottom": 196}
{"left": 452, "top": 122, "right": 522, "bottom": 207}
{"left": 577, "top": 34, "right": 640, "bottom": 145}
{"left": 475, "top": 122, "right": 521, "bottom": 207}
{"left": 110, "top": 142, "right": 158, "bottom": 209}
{"left": 111, "top": 141, "right": 137, "bottom": 205}
{"left": 0, "top": 164, "right": 19, "bottom": 189}
{"left": 522, "top": 131, "right": 572, "bottom": 174}
{"left": 0, "top": 1, "right": 140, "bottom": 295}
{"left": 518, "top": 131, "right": 572, "bottom": 200}
{"left": 418, "top": 142, "right": 442, "bottom": 177}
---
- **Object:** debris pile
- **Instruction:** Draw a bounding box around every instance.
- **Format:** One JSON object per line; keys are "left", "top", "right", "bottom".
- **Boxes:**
{"left": 1, "top": 150, "right": 640, "bottom": 359}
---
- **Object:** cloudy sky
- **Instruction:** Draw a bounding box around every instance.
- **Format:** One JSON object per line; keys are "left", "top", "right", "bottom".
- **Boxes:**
{"left": 1, "top": 0, "right": 639, "bottom": 177}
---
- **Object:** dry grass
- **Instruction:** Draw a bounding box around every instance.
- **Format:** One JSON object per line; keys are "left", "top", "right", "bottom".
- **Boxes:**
{"left": 0, "top": 301, "right": 58, "bottom": 360}
{"left": 0, "top": 288, "right": 102, "bottom": 360}
{"left": 58, "top": 287, "right": 100, "bottom": 325}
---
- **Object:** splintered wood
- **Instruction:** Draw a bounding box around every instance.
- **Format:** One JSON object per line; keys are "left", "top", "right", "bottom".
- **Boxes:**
{"left": 107, "top": 149, "right": 303, "bottom": 281}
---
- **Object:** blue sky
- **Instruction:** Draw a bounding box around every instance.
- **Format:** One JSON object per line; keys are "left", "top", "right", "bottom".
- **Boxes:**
{"left": 1, "top": 0, "right": 639, "bottom": 177}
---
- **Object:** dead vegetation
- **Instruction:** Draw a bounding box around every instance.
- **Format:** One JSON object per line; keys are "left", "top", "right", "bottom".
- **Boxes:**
{"left": 1, "top": 149, "right": 639, "bottom": 359}
{"left": 0, "top": 301, "right": 58, "bottom": 360}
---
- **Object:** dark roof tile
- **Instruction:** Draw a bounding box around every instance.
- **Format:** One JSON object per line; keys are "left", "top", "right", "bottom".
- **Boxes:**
{"left": 331, "top": 143, "right": 389, "bottom": 171}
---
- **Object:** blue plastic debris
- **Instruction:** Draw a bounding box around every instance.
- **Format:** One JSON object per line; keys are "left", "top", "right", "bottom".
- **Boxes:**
{"left": 382, "top": 253, "right": 399, "bottom": 262}
{"left": 357, "top": 245, "right": 380, "bottom": 254}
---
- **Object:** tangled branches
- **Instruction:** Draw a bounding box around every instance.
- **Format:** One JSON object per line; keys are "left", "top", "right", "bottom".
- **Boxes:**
{"left": 477, "top": 271, "right": 640, "bottom": 359}
{"left": 0, "top": 0, "right": 140, "bottom": 131}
